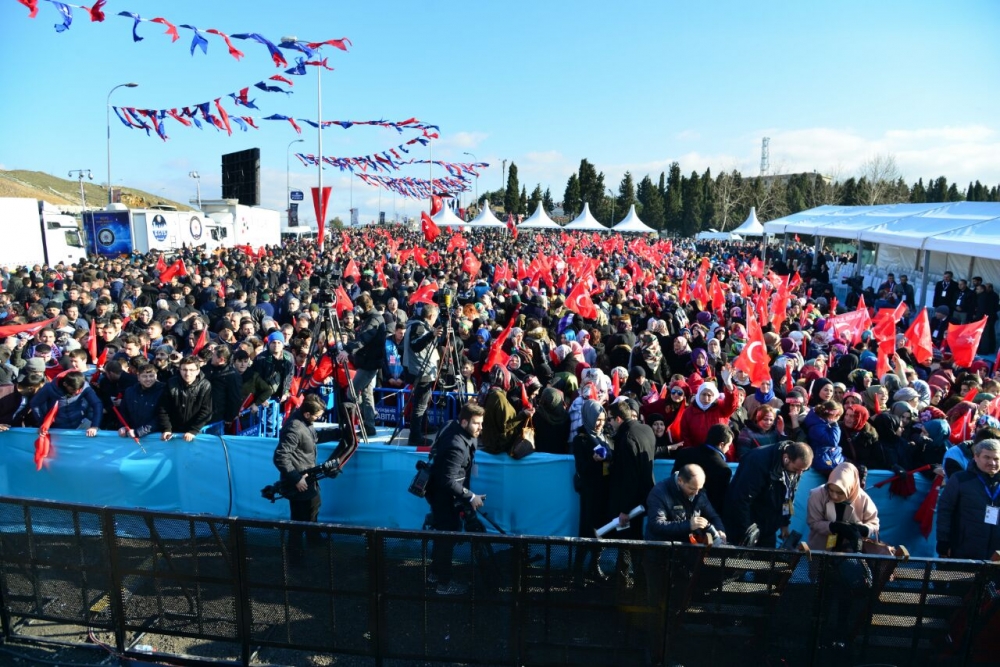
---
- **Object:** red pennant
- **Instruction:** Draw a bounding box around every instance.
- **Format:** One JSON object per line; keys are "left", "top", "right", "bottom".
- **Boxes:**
{"left": 88, "top": 318, "right": 98, "bottom": 365}
{"left": 946, "top": 319, "right": 987, "bottom": 368}
{"left": 950, "top": 409, "right": 972, "bottom": 444}
{"left": 343, "top": 259, "right": 361, "bottom": 282}
{"left": 612, "top": 370, "right": 621, "bottom": 398}
{"left": 667, "top": 401, "right": 685, "bottom": 444}
{"left": 311, "top": 186, "right": 332, "bottom": 251}
{"left": 192, "top": 329, "right": 209, "bottom": 355}
{"left": 34, "top": 402, "right": 59, "bottom": 471}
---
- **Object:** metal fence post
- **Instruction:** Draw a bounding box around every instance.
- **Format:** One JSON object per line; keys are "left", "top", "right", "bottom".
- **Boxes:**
{"left": 232, "top": 520, "right": 253, "bottom": 667}
{"left": 100, "top": 509, "right": 128, "bottom": 654}
{"left": 368, "top": 529, "right": 384, "bottom": 667}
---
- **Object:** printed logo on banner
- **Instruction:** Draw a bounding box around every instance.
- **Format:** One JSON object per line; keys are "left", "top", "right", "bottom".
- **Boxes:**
{"left": 152, "top": 215, "right": 168, "bottom": 242}
{"left": 97, "top": 228, "right": 116, "bottom": 247}
{"left": 189, "top": 216, "right": 203, "bottom": 240}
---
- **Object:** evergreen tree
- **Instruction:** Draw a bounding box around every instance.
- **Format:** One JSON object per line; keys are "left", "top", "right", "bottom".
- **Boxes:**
{"left": 658, "top": 172, "right": 666, "bottom": 201}
{"left": 893, "top": 177, "right": 910, "bottom": 203}
{"left": 680, "top": 171, "right": 704, "bottom": 236}
{"left": 839, "top": 177, "right": 860, "bottom": 205}
{"left": 928, "top": 176, "right": 948, "bottom": 202}
{"left": 946, "top": 183, "right": 962, "bottom": 202}
{"left": 528, "top": 184, "right": 543, "bottom": 214}
{"left": 563, "top": 173, "right": 581, "bottom": 217}
{"left": 909, "top": 178, "right": 927, "bottom": 203}
{"left": 664, "top": 162, "right": 683, "bottom": 232}
{"left": 616, "top": 171, "right": 637, "bottom": 220}
{"left": 542, "top": 187, "right": 554, "bottom": 211}
{"left": 966, "top": 181, "right": 976, "bottom": 201}
{"left": 578, "top": 159, "right": 600, "bottom": 207}
{"left": 701, "top": 168, "right": 715, "bottom": 229}
{"left": 637, "top": 175, "right": 665, "bottom": 230}
{"left": 785, "top": 174, "right": 808, "bottom": 214}
{"left": 504, "top": 162, "right": 520, "bottom": 214}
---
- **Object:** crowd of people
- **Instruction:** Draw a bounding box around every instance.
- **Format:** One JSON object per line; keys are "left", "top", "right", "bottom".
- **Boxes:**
{"left": 2, "top": 224, "right": 1000, "bottom": 589}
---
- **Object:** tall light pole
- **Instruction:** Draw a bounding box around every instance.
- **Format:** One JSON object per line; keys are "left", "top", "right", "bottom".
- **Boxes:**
{"left": 68, "top": 169, "right": 93, "bottom": 212}
{"left": 284, "top": 35, "right": 325, "bottom": 247}
{"left": 463, "top": 151, "right": 478, "bottom": 206}
{"left": 107, "top": 82, "right": 138, "bottom": 205}
{"left": 286, "top": 138, "right": 304, "bottom": 218}
{"left": 188, "top": 171, "right": 202, "bottom": 209}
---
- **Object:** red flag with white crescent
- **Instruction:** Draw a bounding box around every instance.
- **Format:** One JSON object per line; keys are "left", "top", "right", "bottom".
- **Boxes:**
{"left": 733, "top": 313, "right": 771, "bottom": 385}
{"left": 566, "top": 280, "right": 599, "bottom": 320}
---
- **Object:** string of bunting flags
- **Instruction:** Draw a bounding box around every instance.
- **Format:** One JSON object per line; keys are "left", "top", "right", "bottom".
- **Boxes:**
{"left": 297, "top": 152, "right": 487, "bottom": 175}
{"left": 16, "top": 0, "right": 350, "bottom": 66}
{"left": 355, "top": 174, "right": 472, "bottom": 199}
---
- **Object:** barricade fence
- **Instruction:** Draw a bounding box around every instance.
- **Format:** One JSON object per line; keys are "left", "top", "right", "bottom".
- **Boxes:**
{"left": 0, "top": 496, "right": 997, "bottom": 666}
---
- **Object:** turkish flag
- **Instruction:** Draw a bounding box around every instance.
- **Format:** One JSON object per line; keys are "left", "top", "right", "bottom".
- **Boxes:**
{"left": 667, "top": 401, "right": 685, "bottom": 444}
{"left": 155, "top": 254, "right": 167, "bottom": 273}
{"left": 192, "top": 328, "right": 209, "bottom": 355}
{"left": 566, "top": 281, "right": 599, "bottom": 320}
{"left": 950, "top": 408, "right": 972, "bottom": 444}
{"left": 343, "top": 259, "right": 361, "bottom": 282}
{"left": 334, "top": 285, "right": 354, "bottom": 317}
{"left": 311, "top": 186, "right": 331, "bottom": 251}
{"left": 493, "top": 262, "right": 508, "bottom": 286}
{"left": 709, "top": 273, "right": 726, "bottom": 314}
{"left": 420, "top": 211, "right": 440, "bottom": 243}
{"left": 903, "top": 308, "right": 934, "bottom": 365}
{"left": 414, "top": 247, "right": 429, "bottom": 268}
{"left": 34, "top": 402, "right": 59, "bottom": 471}
{"left": 506, "top": 213, "right": 518, "bottom": 238}
{"left": 88, "top": 318, "right": 98, "bottom": 364}
{"left": 430, "top": 195, "right": 443, "bottom": 216}
{"left": 483, "top": 307, "right": 519, "bottom": 373}
{"left": 446, "top": 234, "right": 467, "bottom": 253}
{"left": 407, "top": 281, "right": 439, "bottom": 306}
{"left": 461, "top": 251, "right": 481, "bottom": 277}
{"left": 946, "top": 318, "right": 987, "bottom": 368}
{"left": 158, "top": 259, "right": 186, "bottom": 285}
{"left": 733, "top": 313, "right": 771, "bottom": 385}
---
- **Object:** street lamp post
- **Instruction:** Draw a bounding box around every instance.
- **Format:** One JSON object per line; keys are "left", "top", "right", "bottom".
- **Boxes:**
{"left": 463, "top": 151, "right": 478, "bottom": 206}
{"left": 286, "top": 138, "right": 304, "bottom": 219}
{"left": 188, "top": 171, "right": 202, "bottom": 209}
{"left": 68, "top": 169, "right": 93, "bottom": 212}
{"left": 107, "top": 82, "right": 138, "bottom": 205}
{"left": 607, "top": 188, "right": 617, "bottom": 226}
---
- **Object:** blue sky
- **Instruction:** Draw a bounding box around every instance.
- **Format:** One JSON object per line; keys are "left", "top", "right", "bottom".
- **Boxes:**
{"left": 1, "top": 0, "right": 998, "bottom": 224}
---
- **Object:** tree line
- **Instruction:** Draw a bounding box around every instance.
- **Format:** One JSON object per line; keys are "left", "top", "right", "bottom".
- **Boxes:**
{"left": 476, "top": 155, "right": 1000, "bottom": 235}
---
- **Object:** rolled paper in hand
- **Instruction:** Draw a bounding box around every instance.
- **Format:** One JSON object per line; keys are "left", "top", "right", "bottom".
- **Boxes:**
{"left": 596, "top": 506, "right": 645, "bottom": 537}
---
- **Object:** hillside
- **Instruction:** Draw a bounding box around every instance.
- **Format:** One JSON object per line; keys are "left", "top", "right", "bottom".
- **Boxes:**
{"left": 0, "top": 170, "right": 192, "bottom": 211}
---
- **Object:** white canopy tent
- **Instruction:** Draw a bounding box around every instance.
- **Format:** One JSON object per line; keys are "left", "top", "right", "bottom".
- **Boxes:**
{"left": 729, "top": 207, "right": 765, "bottom": 236}
{"left": 520, "top": 203, "right": 562, "bottom": 229}
{"left": 611, "top": 205, "right": 656, "bottom": 234}
{"left": 469, "top": 204, "right": 506, "bottom": 228}
{"left": 564, "top": 203, "right": 608, "bottom": 231}
{"left": 696, "top": 231, "right": 741, "bottom": 241}
{"left": 431, "top": 206, "right": 467, "bottom": 228}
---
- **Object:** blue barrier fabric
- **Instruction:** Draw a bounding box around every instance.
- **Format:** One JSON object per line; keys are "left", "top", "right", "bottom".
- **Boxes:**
{"left": 0, "top": 428, "right": 938, "bottom": 556}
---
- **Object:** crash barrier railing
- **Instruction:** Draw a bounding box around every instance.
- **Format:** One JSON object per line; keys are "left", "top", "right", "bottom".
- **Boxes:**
{"left": 200, "top": 400, "right": 286, "bottom": 438}
{"left": 0, "top": 495, "right": 997, "bottom": 667}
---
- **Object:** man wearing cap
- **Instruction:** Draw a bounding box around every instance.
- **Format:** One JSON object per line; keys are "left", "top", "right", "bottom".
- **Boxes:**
{"left": 0, "top": 369, "right": 46, "bottom": 427}
{"left": 253, "top": 332, "right": 294, "bottom": 402}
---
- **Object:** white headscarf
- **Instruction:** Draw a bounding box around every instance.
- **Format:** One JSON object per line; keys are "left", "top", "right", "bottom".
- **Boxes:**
{"left": 695, "top": 382, "right": 720, "bottom": 410}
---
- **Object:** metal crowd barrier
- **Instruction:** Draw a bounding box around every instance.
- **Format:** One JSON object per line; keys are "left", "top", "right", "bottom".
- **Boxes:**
{"left": 0, "top": 495, "right": 997, "bottom": 666}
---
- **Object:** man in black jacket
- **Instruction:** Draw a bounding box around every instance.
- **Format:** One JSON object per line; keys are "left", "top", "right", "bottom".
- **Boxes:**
{"left": 937, "top": 439, "right": 1000, "bottom": 560}
{"left": 609, "top": 399, "right": 656, "bottom": 540}
{"left": 203, "top": 345, "right": 243, "bottom": 427}
{"left": 673, "top": 424, "right": 734, "bottom": 518}
{"left": 272, "top": 394, "right": 341, "bottom": 548}
{"left": 403, "top": 302, "right": 441, "bottom": 446}
{"left": 933, "top": 271, "right": 958, "bottom": 310}
{"left": 118, "top": 363, "right": 164, "bottom": 438}
{"left": 338, "top": 293, "right": 386, "bottom": 437}
{"left": 253, "top": 332, "right": 294, "bottom": 402}
{"left": 157, "top": 356, "right": 213, "bottom": 441}
{"left": 724, "top": 441, "right": 812, "bottom": 548}
{"left": 952, "top": 278, "right": 976, "bottom": 324}
{"left": 425, "top": 403, "right": 485, "bottom": 595}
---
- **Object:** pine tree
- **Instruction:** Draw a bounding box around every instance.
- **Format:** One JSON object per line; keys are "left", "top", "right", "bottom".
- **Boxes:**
{"left": 563, "top": 174, "right": 581, "bottom": 217}
{"left": 637, "top": 175, "right": 665, "bottom": 230}
{"left": 928, "top": 176, "right": 948, "bottom": 202}
{"left": 946, "top": 183, "right": 962, "bottom": 202}
{"left": 542, "top": 187, "right": 554, "bottom": 212}
{"left": 680, "top": 171, "right": 704, "bottom": 236}
{"left": 528, "top": 184, "right": 543, "bottom": 214}
{"left": 664, "top": 162, "right": 683, "bottom": 232}
{"left": 909, "top": 178, "right": 927, "bottom": 203}
{"left": 658, "top": 172, "right": 666, "bottom": 201}
{"left": 504, "top": 162, "right": 520, "bottom": 214}
{"left": 839, "top": 177, "right": 860, "bottom": 205}
{"left": 615, "top": 171, "right": 637, "bottom": 221}
{"left": 701, "top": 168, "right": 715, "bottom": 229}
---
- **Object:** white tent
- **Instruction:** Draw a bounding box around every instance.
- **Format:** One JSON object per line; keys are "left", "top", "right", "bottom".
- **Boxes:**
{"left": 469, "top": 204, "right": 506, "bottom": 228}
{"left": 729, "top": 207, "right": 765, "bottom": 236}
{"left": 564, "top": 203, "right": 608, "bottom": 231}
{"left": 611, "top": 205, "right": 656, "bottom": 234}
{"left": 431, "top": 206, "right": 467, "bottom": 227}
{"left": 520, "top": 203, "right": 562, "bottom": 229}
{"left": 696, "top": 231, "right": 741, "bottom": 241}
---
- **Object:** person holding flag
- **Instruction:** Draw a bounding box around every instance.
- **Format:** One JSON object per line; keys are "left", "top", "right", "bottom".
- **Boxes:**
{"left": 29, "top": 371, "right": 103, "bottom": 437}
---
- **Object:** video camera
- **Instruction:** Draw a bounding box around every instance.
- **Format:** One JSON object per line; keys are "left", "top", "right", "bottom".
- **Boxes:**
{"left": 260, "top": 458, "right": 343, "bottom": 502}
{"left": 841, "top": 274, "right": 864, "bottom": 291}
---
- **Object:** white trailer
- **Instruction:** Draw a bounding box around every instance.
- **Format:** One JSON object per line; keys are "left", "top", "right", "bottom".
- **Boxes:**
{"left": 0, "top": 198, "right": 87, "bottom": 268}
{"left": 202, "top": 200, "right": 281, "bottom": 249}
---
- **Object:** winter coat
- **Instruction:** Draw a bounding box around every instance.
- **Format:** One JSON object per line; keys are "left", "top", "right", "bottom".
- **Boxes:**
{"left": 240, "top": 368, "right": 274, "bottom": 408}
{"left": 119, "top": 381, "right": 165, "bottom": 436}
{"left": 346, "top": 308, "right": 386, "bottom": 371}
{"left": 673, "top": 444, "right": 733, "bottom": 518}
{"left": 806, "top": 463, "right": 880, "bottom": 551}
{"left": 480, "top": 388, "right": 528, "bottom": 455}
{"left": 203, "top": 362, "right": 243, "bottom": 423}
{"left": 645, "top": 475, "right": 725, "bottom": 542}
{"left": 725, "top": 443, "right": 804, "bottom": 547}
{"left": 252, "top": 351, "right": 294, "bottom": 398}
{"left": 272, "top": 409, "right": 339, "bottom": 501}
{"left": 937, "top": 466, "right": 1000, "bottom": 560}
{"left": 29, "top": 381, "right": 103, "bottom": 431}
{"left": 609, "top": 418, "right": 656, "bottom": 538}
{"left": 426, "top": 420, "right": 478, "bottom": 504}
{"left": 736, "top": 423, "right": 783, "bottom": 461}
{"left": 803, "top": 410, "right": 844, "bottom": 473}
{"left": 155, "top": 374, "right": 213, "bottom": 435}
{"left": 678, "top": 390, "right": 738, "bottom": 450}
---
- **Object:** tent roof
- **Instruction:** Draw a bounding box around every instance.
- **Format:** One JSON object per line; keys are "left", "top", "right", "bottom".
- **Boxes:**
{"left": 762, "top": 205, "right": 852, "bottom": 235}
{"left": 611, "top": 205, "right": 656, "bottom": 233}
{"left": 730, "top": 207, "right": 765, "bottom": 236}
{"left": 696, "top": 231, "right": 740, "bottom": 241}
{"left": 858, "top": 202, "right": 1000, "bottom": 250}
{"left": 431, "top": 206, "right": 467, "bottom": 227}
{"left": 564, "top": 203, "right": 608, "bottom": 231}
{"left": 520, "top": 203, "right": 561, "bottom": 229}
{"left": 926, "top": 217, "right": 1000, "bottom": 261}
{"left": 469, "top": 204, "right": 506, "bottom": 227}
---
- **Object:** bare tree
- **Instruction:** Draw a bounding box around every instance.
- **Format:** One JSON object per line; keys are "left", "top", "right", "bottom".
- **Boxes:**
{"left": 859, "top": 153, "right": 902, "bottom": 205}
{"left": 713, "top": 168, "right": 746, "bottom": 231}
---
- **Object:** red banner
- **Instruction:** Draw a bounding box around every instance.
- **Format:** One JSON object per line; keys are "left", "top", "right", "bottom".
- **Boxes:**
{"left": 312, "top": 186, "right": 332, "bottom": 251}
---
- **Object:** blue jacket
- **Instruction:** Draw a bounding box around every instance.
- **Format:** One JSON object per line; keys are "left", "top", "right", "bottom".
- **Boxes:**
{"left": 803, "top": 409, "right": 844, "bottom": 473}
{"left": 30, "top": 381, "right": 103, "bottom": 430}
{"left": 645, "top": 476, "right": 724, "bottom": 542}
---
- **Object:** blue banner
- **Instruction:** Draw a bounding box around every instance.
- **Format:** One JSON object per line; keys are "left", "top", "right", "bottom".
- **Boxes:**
{"left": 84, "top": 210, "right": 133, "bottom": 256}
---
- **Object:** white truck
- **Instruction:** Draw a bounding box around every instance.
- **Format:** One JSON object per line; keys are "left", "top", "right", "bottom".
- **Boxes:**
{"left": 84, "top": 201, "right": 280, "bottom": 257}
{"left": 0, "top": 197, "right": 87, "bottom": 268}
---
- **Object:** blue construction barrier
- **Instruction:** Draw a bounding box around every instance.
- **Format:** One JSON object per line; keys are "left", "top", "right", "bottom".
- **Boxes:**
{"left": 0, "top": 427, "right": 941, "bottom": 556}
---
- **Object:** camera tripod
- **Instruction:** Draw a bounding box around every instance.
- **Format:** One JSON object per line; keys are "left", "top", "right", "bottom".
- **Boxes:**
{"left": 323, "top": 301, "right": 369, "bottom": 445}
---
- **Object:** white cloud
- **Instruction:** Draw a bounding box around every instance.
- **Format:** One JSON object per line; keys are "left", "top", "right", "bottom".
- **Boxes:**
{"left": 435, "top": 131, "right": 488, "bottom": 150}
{"left": 676, "top": 129, "right": 701, "bottom": 141}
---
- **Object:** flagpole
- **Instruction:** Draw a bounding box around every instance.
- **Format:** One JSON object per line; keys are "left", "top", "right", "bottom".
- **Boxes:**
{"left": 317, "top": 57, "right": 323, "bottom": 251}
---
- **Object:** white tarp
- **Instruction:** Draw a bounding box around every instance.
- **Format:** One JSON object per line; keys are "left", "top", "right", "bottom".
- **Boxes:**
{"left": 469, "top": 204, "right": 506, "bottom": 228}
{"left": 921, "top": 215, "right": 1000, "bottom": 261}
{"left": 859, "top": 201, "right": 1000, "bottom": 250}
{"left": 729, "top": 207, "right": 765, "bottom": 236}
{"left": 696, "top": 231, "right": 741, "bottom": 241}
{"left": 520, "top": 203, "right": 562, "bottom": 229}
{"left": 564, "top": 202, "right": 608, "bottom": 231}
{"left": 762, "top": 205, "right": 850, "bottom": 236}
{"left": 431, "top": 206, "right": 467, "bottom": 227}
{"left": 611, "top": 205, "right": 656, "bottom": 234}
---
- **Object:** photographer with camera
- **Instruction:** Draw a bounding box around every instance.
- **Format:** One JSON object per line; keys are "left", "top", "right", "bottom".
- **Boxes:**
{"left": 337, "top": 293, "right": 386, "bottom": 437}
{"left": 272, "top": 393, "right": 341, "bottom": 558}
{"left": 403, "top": 301, "right": 442, "bottom": 447}
{"left": 425, "top": 402, "right": 486, "bottom": 595}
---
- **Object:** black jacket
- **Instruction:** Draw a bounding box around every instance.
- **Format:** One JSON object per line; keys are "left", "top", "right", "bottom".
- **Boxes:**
{"left": 645, "top": 476, "right": 725, "bottom": 542}
{"left": 724, "top": 442, "right": 803, "bottom": 547}
{"left": 937, "top": 466, "right": 1000, "bottom": 560}
{"left": 609, "top": 419, "right": 656, "bottom": 522}
{"left": 346, "top": 308, "right": 386, "bottom": 371}
{"left": 156, "top": 374, "right": 213, "bottom": 435}
{"left": 272, "top": 409, "right": 339, "bottom": 500}
{"left": 119, "top": 381, "right": 165, "bottom": 436}
{"left": 252, "top": 351, "right": 294, "bottom": 397}
{"left": 203, "top": 362, "right": 243, "bottom": 422}
{"left": 933, "top": 280, "right": 958, "bottom": 310}
{"left": 427, "top": 420, "right": 478, "bottom": 504}
{"left": 673, "top": 444, "right": 733, "bottom": 519}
